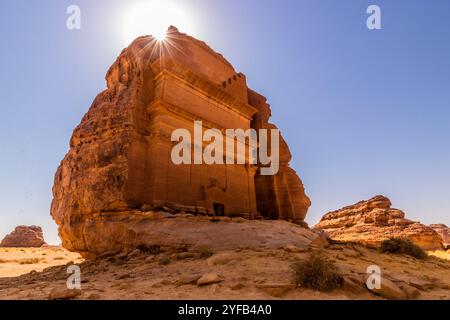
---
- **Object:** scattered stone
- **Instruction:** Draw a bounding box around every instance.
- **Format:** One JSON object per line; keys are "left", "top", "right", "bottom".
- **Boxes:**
{"left": 177, "top": 252, "right": 195, "bottom": 260}
{"left": 230, "top": 283, "right": 245, "bottom": 291}
{"left": 399, "top": 283, "right": 421, "bottom": 299}
{"left": 159, "top": 258, "right": 171, "bottom": 265}
{"left": 342, "top": 276, "right": 366, "bottom": 295}
{"left": 178, "top": 274, "right": 201, "bottom": 285}
{"left": 369, "top": 278, "right": 408, "bottom": 300}
{"left": 257, "top": 283, "right": 296, "bottom": 298}
{"left": 408, "top": 279, "right": 434, "bottom": 291}
{"left": 342, "top": 248, "right": 361, "bottom": 258}
{"left": 141, "top": 204, "right": 153, "bottom": 211}
{"left": 128, "top": 249, "right": 142, "bottom": 258}
{"left": 48, "top": 288, "right": 82, "bottom": 300}
{"left": 197, "top": 273, "right": 221, "bottom": 286}
{"left": 284, "top": 245, "right": 303, "bottom": 253}
{"left": 206, "top": 253, "right": 235, "bottom": 266}
{"left": 87, "top": 293, "right": 101, "bottom": 300}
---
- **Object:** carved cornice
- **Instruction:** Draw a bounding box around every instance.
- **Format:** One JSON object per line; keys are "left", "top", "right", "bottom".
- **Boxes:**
{"left": 150, "top": 57, "right": 258, "bottom": 120}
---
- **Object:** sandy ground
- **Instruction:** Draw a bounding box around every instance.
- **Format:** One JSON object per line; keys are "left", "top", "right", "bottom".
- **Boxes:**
{"left": 0, "top": 245, "right": 449, "bottom": 300}
{"left": 0, "top": 247, "right": 83, "bottom": 278}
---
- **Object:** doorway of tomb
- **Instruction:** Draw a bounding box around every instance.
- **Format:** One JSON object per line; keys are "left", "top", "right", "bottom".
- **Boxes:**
{"left": 213, "top": 203, "right": 225, "bottom": 216}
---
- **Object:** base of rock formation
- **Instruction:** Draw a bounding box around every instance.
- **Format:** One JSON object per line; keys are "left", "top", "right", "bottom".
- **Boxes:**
{"left": 0, "top": 226, "right": 46, "bottom": 248}
{"left": 315, "top": 196, "right": 443, "bottom": 250}
{"left": 1, "top": 240, "right": 449, "bottom": 300}
{"left": 58, "top": 211, "right": 326, "bottom": 259}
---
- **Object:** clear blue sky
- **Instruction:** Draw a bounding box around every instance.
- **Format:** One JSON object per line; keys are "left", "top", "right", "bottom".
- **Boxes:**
{"left": 1, "top": 0, "right": 449, "bottom": 244}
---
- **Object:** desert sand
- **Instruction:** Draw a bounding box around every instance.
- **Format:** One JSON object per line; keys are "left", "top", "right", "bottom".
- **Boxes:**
{"left": 0, "top": 244, "right": 448, "bottom": 300}
{"left": 0, "top": 247, "right": 83, "bottom": 278}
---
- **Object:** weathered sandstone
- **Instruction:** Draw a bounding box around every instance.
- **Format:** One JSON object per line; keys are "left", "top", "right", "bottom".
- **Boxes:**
{"left": 51, "top": 27, "right": 310, "bottom": 257}
{"left": 430, "top": 224, "right": 450, "bottom": 249}
{"left": 0, "top": 226, "right": 46, "bottom": 248}
{"left": 315, "top": 196, "right": 443, "bottom": 250}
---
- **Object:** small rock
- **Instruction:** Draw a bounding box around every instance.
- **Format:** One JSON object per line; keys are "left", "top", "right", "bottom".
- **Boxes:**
{"left": 178, "top": 274, "right": 201, "bottom": 285}
{"left": 409, "top": 279, "right": 434, "bottom": 290}
{"left": 115, "top": 273, "right": 130, "bottom": 280}
{"left": 206, "top": 253, "right": 235, "bottom": 266}
{"left": 197, "top": 273, "right": 221, "bottom": 286}
{"left": 162, "top": 206, "right": 176, "bottom": 213}
{"left": 87, "top": 293, "right": 101, "bottom": 300}
{"left": 177, "top": 252, "right": 195, "bottom": 260}
{"left": 141, "top": 204, "right": 153, "bottom": 211}
{"left": 48, "top": 288, "right": 82, "bottom": 300}
{"left": 116, "top": 252, "right": 128, "bottom": 260}
{"left": 159, "top": 257, "right": 171, "bottom": 265}
{"left": 257, "top": 283, "right": 296, "bottom": 298}
{"left": 342, "top": 248, "right": 361, "bottom": 258}
{"left": 399, "top": 283, "right": 421, "bottom": 299}
{"left": 128, "top": 249, "right": 142, "bottom": 258}
{"left": 230, "top": 283, "right": 245, "bottom": 291}
{"left": 145, "top": 256, "right": 155, "bottom": 263}
{"left": 342, "top": 276, "right": 366, "bottom": 295}
{"left": 309, "top": 232, "right": 329, "bottom": 249}
{"left": 369, "top": 278, "right": 408, "bottom": 300}
{"left": 284, "top": 245, "right": 302, "bottom": 253}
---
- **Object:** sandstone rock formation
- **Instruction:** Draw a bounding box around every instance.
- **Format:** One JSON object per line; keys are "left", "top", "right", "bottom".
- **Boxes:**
{"left": 315, "top": 196, "right": 443, "bottom": 250}
{"left": 0, "top": 226, "right": 46, "bottom": 248}
{"left": 430, "top": 224, "right": 450, "bottom": 249}
{"left": 51, "top": 27, "right": 310, "bottom": 257}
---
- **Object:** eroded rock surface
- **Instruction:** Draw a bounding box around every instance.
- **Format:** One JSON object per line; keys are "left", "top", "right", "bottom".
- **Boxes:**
{"left": 430, "top": 224, "right": 450, "bottom": 249}
{"left": 315, "top": 196, "right": 443, "bottom": 250}
{"left": 0, "top": 226, "right": 46, "bottom": 248}
{"left": 51, "top": 27, "right": 310, "bottom": 257}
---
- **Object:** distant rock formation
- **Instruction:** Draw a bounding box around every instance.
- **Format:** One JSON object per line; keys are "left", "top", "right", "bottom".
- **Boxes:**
{"left": 51, "top": 27, "right": 310, "bottom": 257}
{"left": 0, "top": 226, "right": 46, "bottom": 248}
{"left": 315, "top": 196, "right": 443, "bottom": 250}
{"left": 430, "top": 224, "right": 449, "bottom": 249}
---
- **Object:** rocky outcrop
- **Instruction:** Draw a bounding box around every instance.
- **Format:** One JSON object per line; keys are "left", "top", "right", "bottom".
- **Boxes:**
{"left": 51, "top": 27, "right": 310, "bottom": 257}
{"left": 315, "top": 196, "right": 443, "bottom": 250}
{"left": 430, "top": 224, "right": 449, "bottom": 249}
{"left": 0, "top": 226, "right": 46, "bottom": 248}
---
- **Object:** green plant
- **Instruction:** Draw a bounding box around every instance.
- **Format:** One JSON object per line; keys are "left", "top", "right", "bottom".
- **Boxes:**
{"left": 380, "top": 238, "right": 427, "bottom": 259}
{"left": 291, "top": 252, "right": 343, "bottom": 291}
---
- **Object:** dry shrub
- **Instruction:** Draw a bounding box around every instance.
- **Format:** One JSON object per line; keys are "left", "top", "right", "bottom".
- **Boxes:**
{"left": 291, "top": 252, "right": 343, "bottom": 291}
{"left": 380, "top": 238, "right": 427, "bottom": 260}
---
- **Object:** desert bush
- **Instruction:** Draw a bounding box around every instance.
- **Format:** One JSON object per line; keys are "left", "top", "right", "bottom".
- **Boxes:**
{"left": 380, "top": 238, "right": 427, "bottom": 259}
{"left": 291, "top": 252, "right": 343, "bottom": 291}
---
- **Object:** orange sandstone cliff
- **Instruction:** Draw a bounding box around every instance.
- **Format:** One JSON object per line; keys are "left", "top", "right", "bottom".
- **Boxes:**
{"left": 50, "top": 27, "right": 311, "bottom": 257}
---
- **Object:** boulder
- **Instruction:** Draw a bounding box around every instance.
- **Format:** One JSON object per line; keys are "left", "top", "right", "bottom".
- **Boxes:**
{"left": 0, "top": 226, "right": 46, "bottom": 248}
{"left": 369, "top": 278, "right": 408, "bottom": 300}
{"left": 197, "top": 273, "right": 221, "bottom": 286}
{"left": 315, "top": 196, "right": 443, "bottom": 250}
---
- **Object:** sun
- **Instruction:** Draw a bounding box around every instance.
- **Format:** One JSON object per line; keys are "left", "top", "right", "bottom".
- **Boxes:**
{"left": 123, "top": 1, "right": 194, "bottom": 44}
